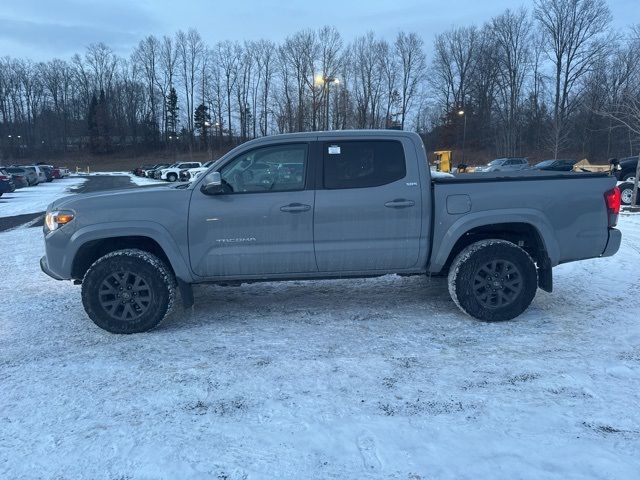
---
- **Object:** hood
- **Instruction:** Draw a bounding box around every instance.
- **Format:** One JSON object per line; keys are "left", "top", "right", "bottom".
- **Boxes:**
{"left": 47, "top": 184, "right": 177, "bottom": 212}
{"left": 619, "top": 156, "right": 638, "bottom": 167}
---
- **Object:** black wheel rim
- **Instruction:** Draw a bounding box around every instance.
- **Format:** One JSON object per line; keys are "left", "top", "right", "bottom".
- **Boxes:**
{"left": 98, "top": 271, "right": 152, "bottom": 321}
{"left": 472, "top": 260, "right": 522, "bottom": 309}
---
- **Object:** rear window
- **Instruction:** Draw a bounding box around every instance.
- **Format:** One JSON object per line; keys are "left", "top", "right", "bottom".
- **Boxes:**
{"left": 323, "top": 140, "right": 406, "bottom": 189}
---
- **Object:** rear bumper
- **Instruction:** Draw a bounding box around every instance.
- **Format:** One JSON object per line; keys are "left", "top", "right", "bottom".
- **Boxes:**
{"left": 40, "top": 255, "right": 64, "bottom": 281}
{"left": 601, "top": 228, "right": 622, "bottom": 257}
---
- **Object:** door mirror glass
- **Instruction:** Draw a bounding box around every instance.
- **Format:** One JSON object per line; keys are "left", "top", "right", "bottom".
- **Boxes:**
{"left": 201, "top": 171, "right": 224, "bottom": 195}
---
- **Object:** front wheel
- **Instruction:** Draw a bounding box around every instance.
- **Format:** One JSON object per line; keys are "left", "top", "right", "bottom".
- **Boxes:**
{"left": 167, "top": 173, "right": 178, "bottom": 182}
{"left": 448, "top": 240, "right": 538, "bottom": 322}
{"left": 81, "top": 249, "right": 176, "bottom": 333}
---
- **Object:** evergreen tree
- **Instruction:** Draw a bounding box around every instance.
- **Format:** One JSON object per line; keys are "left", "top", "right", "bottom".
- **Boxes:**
{"left": 194, "top": 103, "right": 211, "bottom": 149}
{"left": 88, "top": 94, "right": 98, "bottom": 152}
{"left": 166, "top": 87, "right": 179, "bottom": 140}
{"left": 94, "top": 89, "right": 111, "bottom": 154}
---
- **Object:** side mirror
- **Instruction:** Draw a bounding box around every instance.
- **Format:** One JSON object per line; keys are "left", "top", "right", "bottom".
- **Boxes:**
{"left": 201, "top": 172, "right": 224, "bottom": 195}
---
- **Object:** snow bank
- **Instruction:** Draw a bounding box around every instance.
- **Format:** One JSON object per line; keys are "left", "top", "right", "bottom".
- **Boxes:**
{"left": 0, "top": 216, "right": 639, "bottom": 479}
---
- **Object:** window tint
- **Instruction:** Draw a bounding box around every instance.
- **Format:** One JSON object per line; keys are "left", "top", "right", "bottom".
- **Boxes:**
{"left": 323, "top": 140, "right": 406, "bottom": 189}
{"left": 220, "top": 143, "right": 307, "bottom": 193}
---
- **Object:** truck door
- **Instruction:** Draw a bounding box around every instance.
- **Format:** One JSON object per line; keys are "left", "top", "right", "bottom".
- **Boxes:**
{"left": 313, "top": 138, "right": 422, "bottom": 272}
{"left": 188, "top": 142, "right": 317, "bottom": 277}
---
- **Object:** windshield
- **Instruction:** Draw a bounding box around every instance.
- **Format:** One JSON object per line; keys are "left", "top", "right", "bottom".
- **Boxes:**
{"left": 535, "top": 160, "right": 555, "bottom": 168}
{"left": 488, "top": 159, "right": 504, "bottom": 166}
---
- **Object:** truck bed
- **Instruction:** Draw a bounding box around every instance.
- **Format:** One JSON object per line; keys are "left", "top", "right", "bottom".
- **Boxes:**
{"left": 428, "top": 171, "right": 617, "bottom": 273}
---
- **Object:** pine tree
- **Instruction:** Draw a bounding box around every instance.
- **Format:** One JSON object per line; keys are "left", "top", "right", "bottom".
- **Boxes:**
{"left": 166, "top": 87, "right": 179, "bottom": 140}
{"left": 88, "top": 94, "right": 98, "bottom": 152}
{"left": 194, "top": 103, "right": 211, "bottom": 149}
{"left": 94, "top": 89, "right": 111, "bottom": 154}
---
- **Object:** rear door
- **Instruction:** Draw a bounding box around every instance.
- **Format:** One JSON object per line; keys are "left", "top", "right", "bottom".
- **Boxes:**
{"left": 313, "top": 138, "right": 422, "bottom": 272}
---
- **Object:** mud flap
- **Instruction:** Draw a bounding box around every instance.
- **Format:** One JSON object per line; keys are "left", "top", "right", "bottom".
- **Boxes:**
{"left": 177, "top": 279, "right": 194, "bottom": 308}
{"left": 538, "top": 264, "right": 553, "bottom": 292}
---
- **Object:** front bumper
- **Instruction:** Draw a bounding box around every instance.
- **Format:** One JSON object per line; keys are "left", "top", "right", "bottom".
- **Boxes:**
{"left": 40, "top": 255, "right": 64, "bottom": 280}
{"left": 601, "top": 228, "right": 622, "bottom": 258}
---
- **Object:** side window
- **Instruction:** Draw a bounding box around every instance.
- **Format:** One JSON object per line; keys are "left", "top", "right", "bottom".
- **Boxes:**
{"left": 219, "top": 143, "right": 307, "bottom": 193}
{"left": 323, "top": 140, "right": 406, "bottom": 189}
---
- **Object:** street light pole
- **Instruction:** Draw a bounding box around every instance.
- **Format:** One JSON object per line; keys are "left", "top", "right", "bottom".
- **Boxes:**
{"left": 458, "top": 110, "right": 467, "bottom": 164}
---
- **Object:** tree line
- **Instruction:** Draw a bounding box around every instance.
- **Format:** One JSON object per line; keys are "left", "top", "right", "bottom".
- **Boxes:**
{"left": 0, "top": 0, "right": 638, "bottom": 164}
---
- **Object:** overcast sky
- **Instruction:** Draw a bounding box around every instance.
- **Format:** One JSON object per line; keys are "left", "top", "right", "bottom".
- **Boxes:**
{"left": 0, "top": 0, "right": 635, "bottom": 61}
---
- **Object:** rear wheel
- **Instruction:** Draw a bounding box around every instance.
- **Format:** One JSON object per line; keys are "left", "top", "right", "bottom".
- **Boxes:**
{"left": 81, "top": 249, "right": 176, "bottom": 333}
{"left": 448, "top": 240, "right": 538, "bottom": 322}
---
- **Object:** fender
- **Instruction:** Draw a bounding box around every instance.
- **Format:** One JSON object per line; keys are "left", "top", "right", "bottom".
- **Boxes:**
{"left": 67, "top": 220, "right": 194, "bottom": 282}
{"left": 428, "top": 208, "right": 560, "bottom": 273}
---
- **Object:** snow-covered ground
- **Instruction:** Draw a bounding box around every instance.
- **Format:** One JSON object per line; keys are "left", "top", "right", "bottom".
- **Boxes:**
{"left": 0, "top": 215, "right": 639, "bottom": 479}
{"left": 0, "top": 177, "right": 87, "bottom": 216}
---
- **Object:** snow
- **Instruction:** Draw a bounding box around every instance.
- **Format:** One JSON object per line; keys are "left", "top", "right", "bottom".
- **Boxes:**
{"left": 1, "top": 215, "right": 639, "bottom": 479}
{"left": 0, "top": 177, "right": 87, "bottom": 217}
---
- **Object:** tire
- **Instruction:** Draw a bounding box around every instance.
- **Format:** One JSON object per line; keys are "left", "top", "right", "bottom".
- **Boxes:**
{"left": 167, "top": 173, "right": 178, "bottom": 182}
{"left": 448, "top": 239, "right": 538, "bottom": 322}
{"left": 619, "top": 182, "right": 635, "bottom": 206}
{"left": 81, "top": 249, "right": 176, "bottom": 333}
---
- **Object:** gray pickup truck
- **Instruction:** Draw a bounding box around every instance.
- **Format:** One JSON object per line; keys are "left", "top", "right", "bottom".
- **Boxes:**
{"left": 41, "top": 131, "right": 622, "bottom": 333}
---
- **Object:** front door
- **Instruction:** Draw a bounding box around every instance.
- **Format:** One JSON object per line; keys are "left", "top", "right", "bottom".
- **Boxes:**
{"left": 313, "top": 138, "right": 423, "bottom": 272}
{"left": 188, "top": 142, "right": 317, "bottom": 277}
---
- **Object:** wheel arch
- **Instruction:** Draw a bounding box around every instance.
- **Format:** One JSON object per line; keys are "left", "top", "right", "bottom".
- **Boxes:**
{"left": 429, "top": 211, "right": 559, "bottom": 276}
{"left": 68, "top": 222, "right": 193, "bottom": 283}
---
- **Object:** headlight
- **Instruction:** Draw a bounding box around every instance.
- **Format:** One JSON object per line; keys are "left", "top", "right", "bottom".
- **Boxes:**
{"left": 45, "top": 210, "right": 75, "bottom": 232}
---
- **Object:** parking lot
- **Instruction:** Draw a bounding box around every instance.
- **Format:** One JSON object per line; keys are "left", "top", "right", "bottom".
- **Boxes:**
{"left": 0, "top": 173, "right": 638, "bottom": 479}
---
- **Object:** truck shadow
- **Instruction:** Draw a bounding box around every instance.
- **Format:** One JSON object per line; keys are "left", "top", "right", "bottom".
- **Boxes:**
{"left": 164, "top": 274, "right": 457, "bottom": 331}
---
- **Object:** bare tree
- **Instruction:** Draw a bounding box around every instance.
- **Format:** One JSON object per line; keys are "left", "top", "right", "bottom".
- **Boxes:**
{"left": 176, "top": 29, "right": 205, "bottom": 142}
{"left": 492, "top": 8, "right": 532, "bottom": 155}
{"left": 430, "top": 26, "right": 479, "bottom": 112}
{"left": 534, "top": 0, "right": 612, "bottom": 158}
{"left": 394, "top": 32, "right": 427, "bottom": 129}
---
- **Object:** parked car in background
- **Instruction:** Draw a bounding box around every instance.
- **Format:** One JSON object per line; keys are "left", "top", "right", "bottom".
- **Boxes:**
{"left": 615, "top": 156, "right": 638, "bottom": 182}
{"left": 531, "top": 159, "right": 576, "bottom": 172}
{"left": 134, "top": 164, "right": 156, "bottom": 177}
{"left": 39, "top": 165, "right": 55, "bottom": 182}
{"left": 158, "top": 162, "right": 201, "bottom": 181}
{"left": 475, "top": 157, "right": 529, "bottom": 172}
{"left": 1, "top": 168, "right": 28, "bottom": 188}
{"left": 4, "top": 166, "right": 36, "bottom": 186}
{"left": 184, "top": 160, "right": 215, "bottom": 181}
{"left": 0, "top": 170, "right": 16, "bottom": 195}
{"left": 147, "top": 164, "right": 171, "bottom": 178}
{"left": 57, "top": 167, "right": 70, "bottom": 178}
{"left": 51, "top": 167, "right": 63, "bottom": 179}
{"left": 27, "top": 165, "right": 47, "bottom": 184}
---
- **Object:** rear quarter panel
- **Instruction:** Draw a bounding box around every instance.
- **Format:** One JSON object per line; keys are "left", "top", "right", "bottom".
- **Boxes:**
{"left": 429, "top": 175, "right": 616, "bottom": 272}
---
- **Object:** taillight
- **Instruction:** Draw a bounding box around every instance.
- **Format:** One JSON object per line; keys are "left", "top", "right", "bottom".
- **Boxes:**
{"left": 0, "top": 175, "right": 8, "bottom": 180}
{"left": 604, "top": 187, "right": 621, "bottom": 227}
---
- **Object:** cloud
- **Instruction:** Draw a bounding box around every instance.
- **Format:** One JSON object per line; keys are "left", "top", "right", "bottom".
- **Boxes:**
{"left": 0, "top": 0, "right": 162, "bottom": 59}
{"left": 0, "top": 17, "right": 140, "bottom": 56}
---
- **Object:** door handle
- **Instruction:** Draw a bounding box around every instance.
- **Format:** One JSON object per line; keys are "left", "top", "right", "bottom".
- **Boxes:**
{"left": 384, "top": 199, "right": 415, "bottom": 209}
{"left": 280, "top": 203, "right": 311, "bottom": 213}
